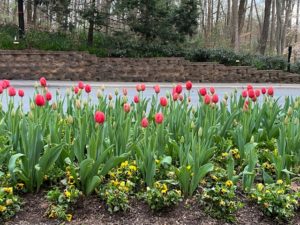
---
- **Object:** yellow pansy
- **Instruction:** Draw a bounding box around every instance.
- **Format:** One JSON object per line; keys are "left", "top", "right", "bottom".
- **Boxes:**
{"left": 3, "top": 187, "right": 13, "bottom": 195}
{"left": 256, "top": 183, "right": 264, "bottom": 192}
{"left": 66, "top": 214, "right": 72, "bottom": 222}
{"left": 6, "top": 199, "right": 13, "bottom": 206}
{"left": 0, "top": 205, "right": 7, "bottom": 212}
{"left": 225, "top": 180, "right": 233, "bottom": 188}
{"left": 276, "top": 179, "right": 283, "bottom": 185}
{"left": 64, "top": 190, "right": 71, "bottom": 198}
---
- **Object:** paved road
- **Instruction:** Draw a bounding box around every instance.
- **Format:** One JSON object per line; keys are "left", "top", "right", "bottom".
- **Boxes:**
{"left": 1, "top": 81, "right": 300, "bottom": 111}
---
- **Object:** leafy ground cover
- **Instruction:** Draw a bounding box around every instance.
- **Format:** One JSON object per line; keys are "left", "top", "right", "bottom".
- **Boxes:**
{"left": 0, "top": 78, "right": 299, "bottom": 224}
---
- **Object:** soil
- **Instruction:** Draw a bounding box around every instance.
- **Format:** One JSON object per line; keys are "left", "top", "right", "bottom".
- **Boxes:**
{"left": 5, "top": 192, "right": 300, "bottom": 225}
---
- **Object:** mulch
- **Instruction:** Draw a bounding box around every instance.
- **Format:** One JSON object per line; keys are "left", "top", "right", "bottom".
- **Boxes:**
{"left": 5, "top": 192, "right": 300, "bottom": 225}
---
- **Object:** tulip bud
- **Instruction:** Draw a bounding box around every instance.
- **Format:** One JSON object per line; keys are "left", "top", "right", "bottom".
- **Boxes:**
{"left": 28, "top": 112, "right": 33, "bottom": 120}
{"left": 30, "top": 102, "right": 35, "bottom": 110}
{"left": 198, "top": 127, "right": 203, "bottom": 137}
{"left": 97, "top": 89, "right": 103, "bottom": 99}
{"left": 115, "top": 88, "right": 119, "bottom": 96}
{"left": 67, "top": 115, "right": 74, "bottom": 124}
{"left": 287, "top": 107, "right": 293, "bottom": 116}
{"left": 233, "top": 119, "right": 238, "bottom": 126}
{"left": 294, "top": 118, "right": 299, "bottom": 125}
{"left": 222, "top": 99, "right": 227, "bottom": 106}
{"left": 109, "top": 102, "right": 114, "bottom": 108}
{"left": 180, "top": 136, "right": 184, "bottom": 143}
{"left": 52, "top": 102, "right": 57, "bottom": 110}
{"left": 294, "top": 101, "right": 299, "bottom": 109}
{"left": 250, "top": 136, "right": 254, "bottom": 143}
{"left": 284, "top": 116, "right": 289, "bottom": 125}
{"left": 65, "top": 88, "right": 70, "bottom": 96}
{"left": 11, "top": 110, "right": 15, "bottom": 117}
{"left": 34, "top": 81, "right": 39, "bottom": 89}
{"left": 224, "top": 93, "right": 228, "bottom": 101}
{"left": 190, "top": 121, "right": 195, "bottom": 129}
{"left": 101, "top": 85, "right": 105, "bottom": 91}
{"left": 122, "top": 96, "right": 128, "bottom": 103}
{"left": 108, "top": 93, "right": 113, "bottom": 101}
{"left": 192, "top": 107, "right": 196, "bottom": 114}
{"left": 75, "top": 100, "right": 81, "bottom": 109}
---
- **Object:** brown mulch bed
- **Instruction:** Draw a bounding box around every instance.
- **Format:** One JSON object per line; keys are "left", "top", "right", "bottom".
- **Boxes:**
{"left": 5, "top": 192, "right": 300, "bottom": 225}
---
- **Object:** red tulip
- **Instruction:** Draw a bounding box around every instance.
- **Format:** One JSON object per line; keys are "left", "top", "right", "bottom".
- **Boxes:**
{"left": 78, "top": 81, "right": 85, "bottom": 89}
{"left": 94, "top": 111, "right": 105, "bottom": 124}
{"left": 134, "top": 95, "right": 139, "bottom": 103}
{"left": 186, "top": 81, "right": 192, "bottom": 90}
{"left": 173, "top": 93, "right": 178, "bottom": 101}
{"left": 242, "top": 90, "right": 248, "bottom": 98}
{"left": 155, "top": 113, "right": 164, "bottom": 124}
{"left": 141, "top": 83, "right": 146, "bottom": 91}
{"left": 108, "top": 94, "right": 113, "bottom": 100}
{"left": 0, "top": 86, "right": 3, "bottom": 94}
{"left": 40, "top": 77, "right": 47, "bottom": 87}
{"left": 212, "top": 94, "right": 219, "bottom": 103}
{"left": 175, "top": 84, "right": 182, "bottom": 94}
{"left": 199, "top": 88, "right": 207, "bottom": 96}
{"left": 179, "top": 94, "right": 184, "bottom": 101}
{"left": 35, "top": 94, "right": 45, "bottom": 106}
{"left": 136, "top": 84, "right": 142, "bottom": 92}
{"left": 123, "top": 88, "right": 128, "bottom": 96}
{"left": 46, "top": 92, "right": 52, "bottom": 101}
{"left": 247, "top": 84, "right": 253, "bottom": 90}
{"left": 123, "top": 103, "right": 131, "bottom": 113}
{"left": 18, "top": 89, "right": 24, "bottom": 97}
{"left": 204, "top": 94, "right": 211, "bottom": 104}
{"left": 248, "top": 89, "right": 255, "bottom": 99}
{"left": 252, "top": 96, "right": 257, "bottom": 102}
{"left": 8, "top": 87, "right": 16, "bottom": 97}
{"left": 255, "top": 89, "right": 260, "bottom": 97}
{"left": 267, "top": 87, "right": 274, "bottom": 96}
{"left": 261, "top": 87, "right": 266, "bottom": 94}
{"left": 154, "top": 85, "right": 160, "bottom": 94}
{"left": 85, "top": 84, "right": 91, "bottom": 93}
{"left": 160, "top": 97, "right": 168, "bottom": 107}
{"left": 2, "top": 80, "right": 10, "bottom": 89}
{"left": 74, "top": 86, "right": 79, "bottom": 94}
{"left": 210, "top": 87, "right": 215, "bottom": 94}
{"left": 141, "top": 118, "right": 149, "bottom": 128}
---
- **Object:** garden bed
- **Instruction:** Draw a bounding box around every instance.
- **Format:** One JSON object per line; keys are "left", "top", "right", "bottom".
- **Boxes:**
{"left": 0, "top": 79, "right": 299, "bottom": 224}
{"left": 7, "top": 192, "right": 299, "bottom": 225}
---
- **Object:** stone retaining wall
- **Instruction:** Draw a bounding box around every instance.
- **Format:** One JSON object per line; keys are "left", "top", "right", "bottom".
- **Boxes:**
{"left": 0, "top": 50, "right": 299, "bottom": 83}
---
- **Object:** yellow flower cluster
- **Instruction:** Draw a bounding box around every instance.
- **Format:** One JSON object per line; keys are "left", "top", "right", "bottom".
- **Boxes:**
{"left": 110, "top": 179, "right": 133, "bottom": 193}
{"left": 230, "top": 148, "right": 240, "bottom": 159}
{"left": 66, "top": 166, "right": 75, "bottom": 186}
{"left": 109, "top": 161, "right": 137, "bottom": 179}
{"left": 154, "top": 182, "right": 168, "bottom": 194}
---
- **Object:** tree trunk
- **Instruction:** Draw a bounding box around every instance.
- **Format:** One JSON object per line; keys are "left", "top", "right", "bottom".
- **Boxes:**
{"left": 270, "top": 0, "right": 276, "bottom": 51}
{"left": 26, "top": 0, "right": 32, "bottom": 25}
{"left": 33, "top": 0, "right": 37, "bottom": 27}
{"left": 259, "top": 0, "right": 272, "bottom": 55}
{"left": 227, "top": 0, "right": 231, "bottom": 26}
{"left": 215, "top": 0, "right": 221, "bottom": 26}
{"left": 87, "top": 0, "right": 96, "bottom": 46}
{"left": 231, "top": 0, "right": 239, "bottom": 51}
{"left": 296, "top": 0, "right": 300, "bottom": 43}
{"left": 276, "top": 0, "right": 283, "bottom": 55}
{"left": 281, "top": 0, "right": 293, "bottom": 53}
{"left": 18, "top": 0, "right": 25, "bottom": 38}
{"left": 238, "top": 0, "right": 247, "bottom": 35}
{"left": 254, "top": 0, "right": 262, "bottom": 32}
